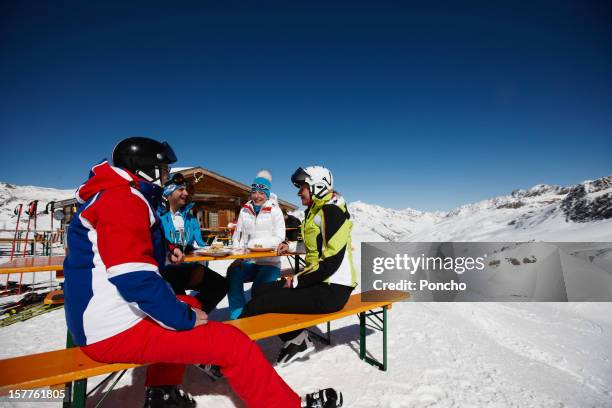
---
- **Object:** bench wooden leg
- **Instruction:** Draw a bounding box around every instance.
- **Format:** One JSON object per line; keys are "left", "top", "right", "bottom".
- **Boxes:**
{"left": 64, "top": 331, "right": 87, "bottom": 408}
{"left": 62, "top": 331, "right": 126, "bottom": 408}
{"left": 63, "top": 332, "right": 74, "bottom": 408}
{"left": 358, "top": 306, "right": 388, "bottom": 371}
{"left": 72, "top": 379, "right": 87, "bottom": 408}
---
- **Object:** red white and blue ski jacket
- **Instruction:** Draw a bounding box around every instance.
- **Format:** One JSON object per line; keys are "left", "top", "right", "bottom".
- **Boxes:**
{"left": 63, "top": 162, "right": 196, "bottom": 346}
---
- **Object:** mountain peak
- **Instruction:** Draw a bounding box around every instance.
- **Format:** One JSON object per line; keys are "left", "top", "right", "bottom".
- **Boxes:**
{"left": 511, "top": 183, "right": 568, "bottom": 198}
{"left": 560, "top": 175, "right": 612, "bottom": 222}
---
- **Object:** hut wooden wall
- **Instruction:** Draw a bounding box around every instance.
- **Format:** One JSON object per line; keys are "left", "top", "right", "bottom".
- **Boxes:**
{"left": 188, "top": 173, "right": 247, "bottom": 228}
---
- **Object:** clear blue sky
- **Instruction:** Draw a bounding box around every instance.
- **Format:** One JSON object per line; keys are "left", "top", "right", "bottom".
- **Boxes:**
{"left": 1, "top": 1, "right": 610, "bottom": 211}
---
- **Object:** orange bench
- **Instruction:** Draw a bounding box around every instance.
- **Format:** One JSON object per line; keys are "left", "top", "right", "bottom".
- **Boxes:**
{"left": 0, "top": 290, "right": 408, "bottom": 407}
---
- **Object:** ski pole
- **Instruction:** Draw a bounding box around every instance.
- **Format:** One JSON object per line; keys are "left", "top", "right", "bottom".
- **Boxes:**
{"left": 23, "top": 200, "right": 38, "bottom": 257}
{"left": 19, "top": 201, "right": 37, "bottom": 294}
{"left": 32, "top": 201, "right": 38, "bottom": 256}
{"left": 7, "top": 204, "right": 24, "bottom": 289}
{"left": 22, "top": 216, "right": 31, "bottom": 257}
{"left": 10, "top": 204, "right": 23, "bottom": 261}
{"left": 46, "top": 201, "right": 55, "bottom": 232}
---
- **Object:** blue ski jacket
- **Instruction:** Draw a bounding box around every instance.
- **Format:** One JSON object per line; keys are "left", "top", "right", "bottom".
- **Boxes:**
{"left": 158, "top": 202, "right": 206, "bottom": 248}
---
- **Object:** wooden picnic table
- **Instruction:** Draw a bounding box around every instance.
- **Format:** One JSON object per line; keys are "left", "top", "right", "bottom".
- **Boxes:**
{"left": 185, "top": 249, "right": 286, "bottom": 262}
{"left": 0, "top": 256, "right": 65, "bottom": 275}
{"left": 0, "top": 249, "right": 304, "bottom": 275}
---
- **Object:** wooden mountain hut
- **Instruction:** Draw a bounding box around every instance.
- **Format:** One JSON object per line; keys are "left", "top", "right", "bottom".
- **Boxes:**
{"left": 174, "top": 167, "right": 297, "bottom": 229}
{"left": 55, "top": 167, "right": 298, "bottom": 233}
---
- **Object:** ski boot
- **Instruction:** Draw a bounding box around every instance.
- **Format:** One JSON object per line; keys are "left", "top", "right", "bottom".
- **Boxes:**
{"left": 143, "top": 385, "right": 196, "bottom": 408}
{"left": 301, "top": 388, "right": 343, "bottom": 408}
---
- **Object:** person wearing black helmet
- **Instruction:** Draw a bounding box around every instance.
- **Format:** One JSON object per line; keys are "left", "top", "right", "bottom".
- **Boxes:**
{"left": 112, "top": 136, "right": 176, "bottom": 184}
{"left": 240, "top": 166, "right": 356, "bottom": 367}
{"left": 63, "top": 137, "right": 343, "bottom": 408}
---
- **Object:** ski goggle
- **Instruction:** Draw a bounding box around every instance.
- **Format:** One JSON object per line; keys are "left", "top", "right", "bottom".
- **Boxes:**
{"left": 163, "top": 173, "right": 188, "bottom": 196}
{"left": 165, "top": 173, "right": 186, "bottom": 187}
{"left": 291, "top": 167, "right": 310, "bottom": 188}
{"left": 251, "top": 183, "right": 270, "bottom": 192}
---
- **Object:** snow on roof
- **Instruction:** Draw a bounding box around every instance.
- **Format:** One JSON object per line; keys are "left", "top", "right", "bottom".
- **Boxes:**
{"left": 170, "top": 166, "right": 195, "bottom": 174}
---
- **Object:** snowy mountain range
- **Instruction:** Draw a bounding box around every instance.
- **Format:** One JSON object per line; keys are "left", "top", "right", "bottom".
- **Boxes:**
{"left": 0, "top": 182, "right": 73, "bottom": 231}
{"left": 0, "top": 175, "right": 611, "bottom": 244}
{"left": 350, "top": 175, "right": 612, "bottom": 242}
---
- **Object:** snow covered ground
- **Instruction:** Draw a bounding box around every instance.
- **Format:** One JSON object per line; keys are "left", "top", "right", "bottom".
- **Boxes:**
{"left": 0, "top": 177, "right": 611, "bottom": 407}
{"left": 1, "top": 281, "right": 611, "bottom": 407}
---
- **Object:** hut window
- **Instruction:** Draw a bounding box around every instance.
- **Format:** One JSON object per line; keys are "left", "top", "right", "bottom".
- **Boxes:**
{"left": 208, "top": 212, "right": 219, "bottom": 228}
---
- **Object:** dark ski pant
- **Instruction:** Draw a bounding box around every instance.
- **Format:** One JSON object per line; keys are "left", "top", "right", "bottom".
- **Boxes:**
{"left": 240, "top": 280, "right": 354, "bottom": 342}
{"left": 227, "top": 261, "right": 281, "bottom": 320}
{"left": 162, "top": 262, "right": 228, "bottom": 314}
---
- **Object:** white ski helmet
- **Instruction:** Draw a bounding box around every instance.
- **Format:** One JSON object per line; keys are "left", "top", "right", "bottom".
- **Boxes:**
{"left": 291, "top": 166, "right": 333, "bottom": 199}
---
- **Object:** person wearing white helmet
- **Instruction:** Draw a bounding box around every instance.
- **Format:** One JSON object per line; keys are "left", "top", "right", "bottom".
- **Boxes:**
{"left": 240, "top": 166, "right": 357, "bottom": 367}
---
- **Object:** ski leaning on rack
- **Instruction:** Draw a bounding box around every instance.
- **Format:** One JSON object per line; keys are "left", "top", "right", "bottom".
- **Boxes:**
{"left": 0, "top": 291, "right": 63, "bottom": 327}
{"left": 0, "top": 303, "right": 63, "bottom": 327}
{"left": 0, "top": 282, "right": 36, "bottom": 297}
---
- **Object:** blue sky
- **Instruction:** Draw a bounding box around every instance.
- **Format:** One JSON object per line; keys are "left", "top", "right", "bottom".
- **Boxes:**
{"left": 1, "top": 1, "right": 610, "bottom": 210}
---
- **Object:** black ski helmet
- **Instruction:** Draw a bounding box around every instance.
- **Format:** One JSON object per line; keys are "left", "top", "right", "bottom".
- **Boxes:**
{"left": 112, "top": 137, "right": 177, "bottom": 184}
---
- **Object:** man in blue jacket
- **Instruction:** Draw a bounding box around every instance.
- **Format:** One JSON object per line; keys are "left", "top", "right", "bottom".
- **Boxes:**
{"left": 159, "top": 173, "right": 207, "bottom": 249}
{"left": 158, "top": 173, "right": 227, "bottom": 314}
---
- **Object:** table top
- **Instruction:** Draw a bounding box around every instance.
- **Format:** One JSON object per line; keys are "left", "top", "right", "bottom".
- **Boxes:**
{"left": 0, "top": 256, "right": 65, "bottom": 275}
{"left": 185, "top": 249, "right": 280, "bottom": 262}
{"left": 0, "top": 249, "right": 304, "bottom": 274}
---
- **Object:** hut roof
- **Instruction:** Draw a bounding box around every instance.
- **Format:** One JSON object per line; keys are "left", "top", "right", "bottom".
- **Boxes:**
{"left": 173, "top": 167, "right": 297, "bottom": 211}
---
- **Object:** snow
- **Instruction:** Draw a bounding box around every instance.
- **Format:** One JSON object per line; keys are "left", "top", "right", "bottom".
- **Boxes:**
{"left": 1, "top": 289, "right": 610, "bottom": 407}
{"left": 170, "top": 167, "right": 196, "bottom": 174}
{"left": 1, "top": 179, "right": 611, "bottom": 407}
{"left": 588, "top": 188, "right": 612, "bottom": 200}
